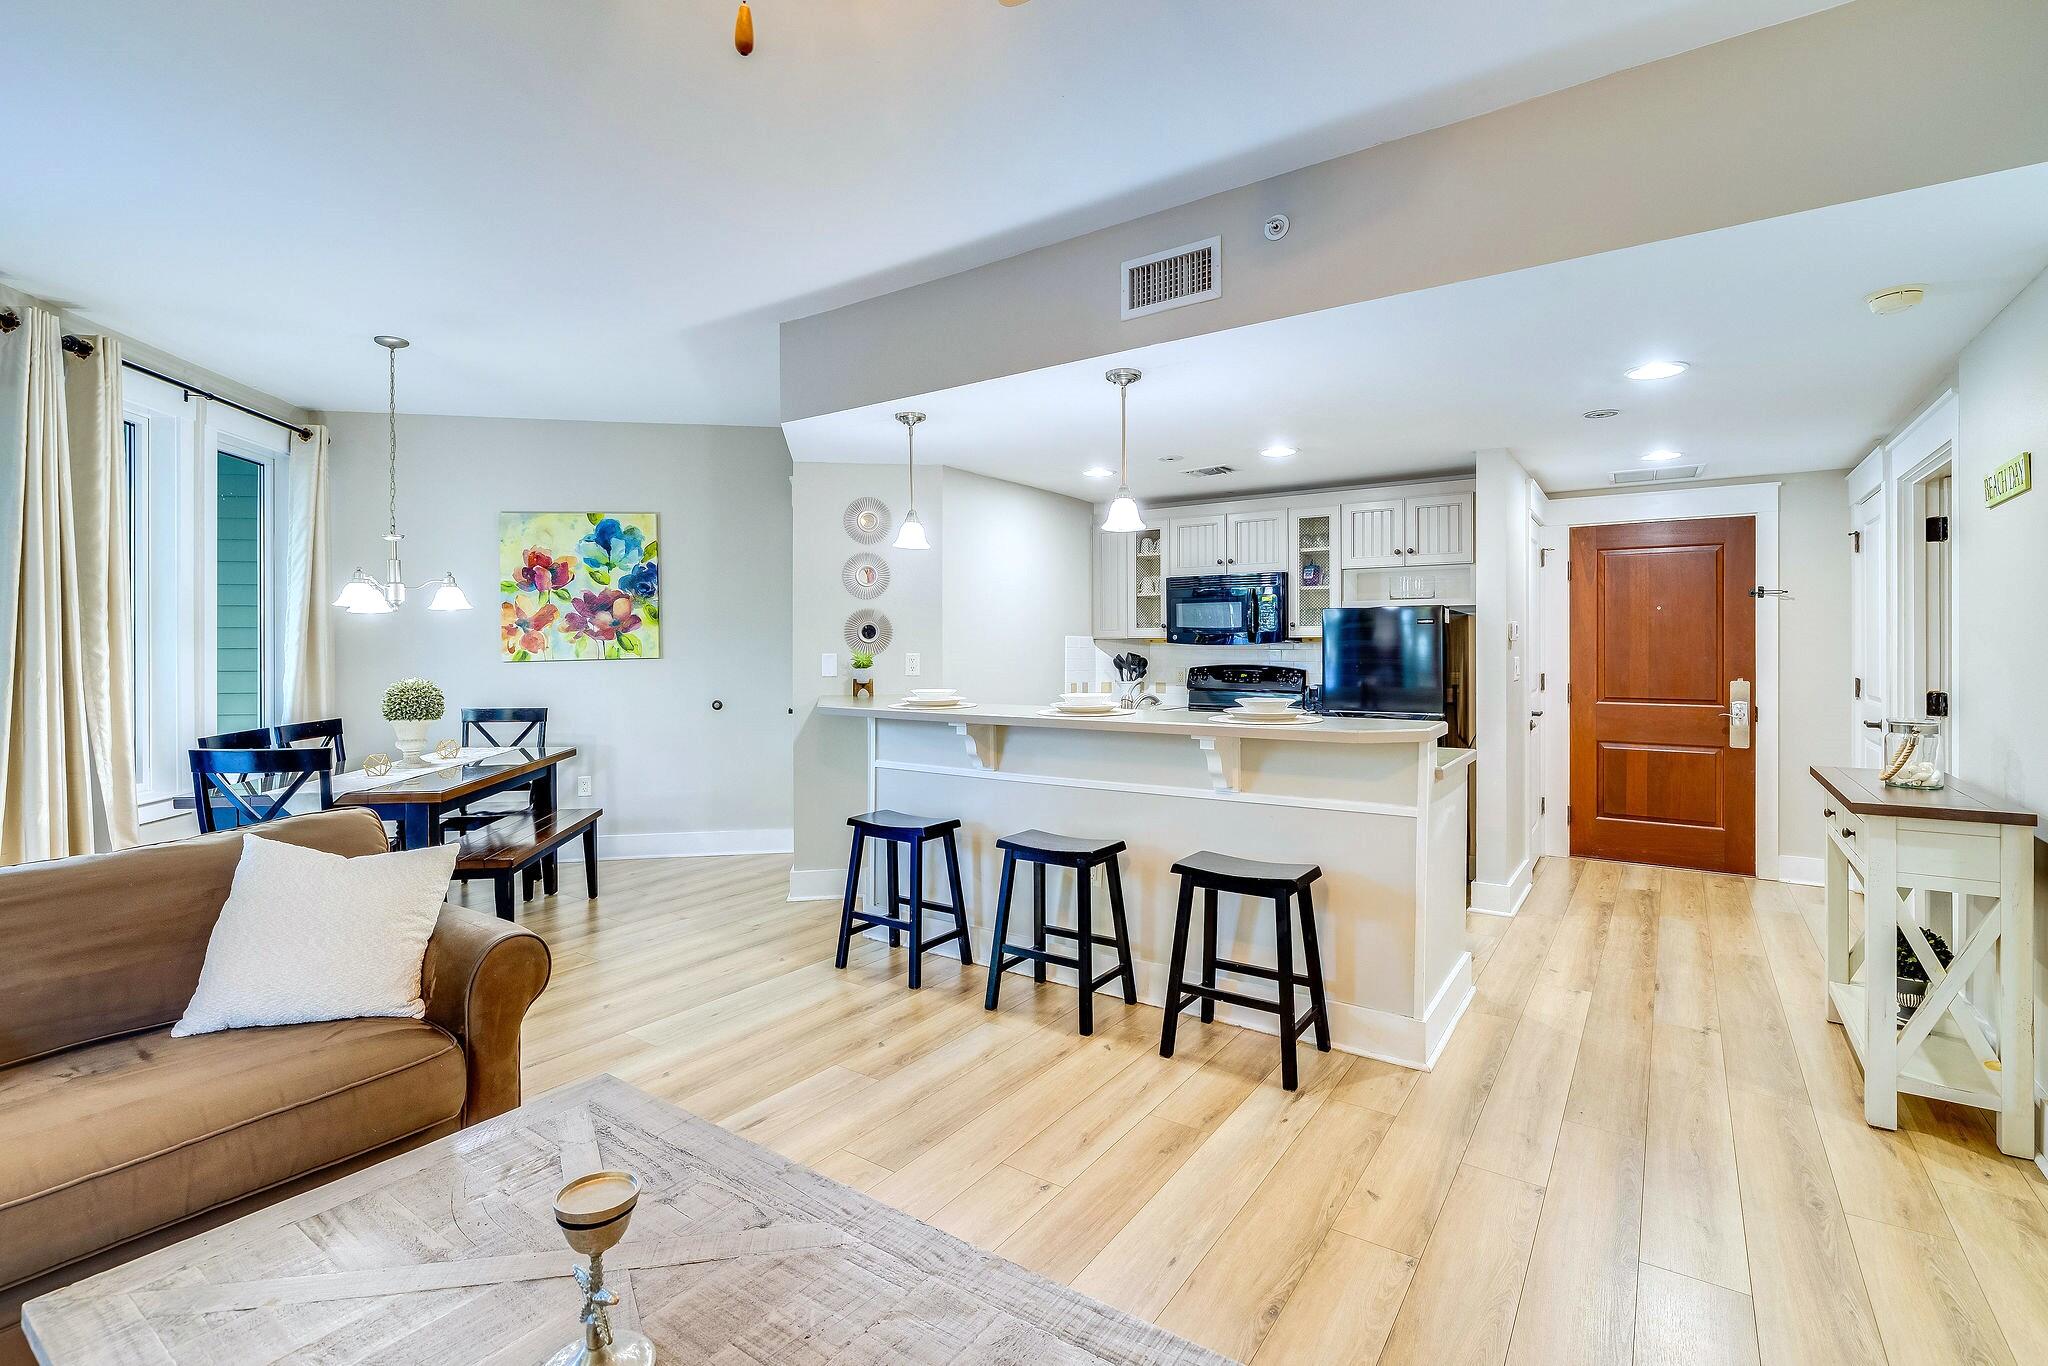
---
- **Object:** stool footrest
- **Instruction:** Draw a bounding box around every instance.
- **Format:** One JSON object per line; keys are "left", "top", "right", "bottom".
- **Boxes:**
{"left": 998, "top": 945, "right": 1077, "bottom": 972}
{"left": 1212, "top": 956, "right": 1318, "bottom": 988}
{"left": 1173, "top": 982, "right": 1291, "bottom": 1016}
{"left": 1039, "top": 925, "right": 1122, "bottom": 948}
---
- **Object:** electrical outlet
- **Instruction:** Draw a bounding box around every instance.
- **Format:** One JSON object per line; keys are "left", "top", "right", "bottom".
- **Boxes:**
{"left": 576, "top": 775, "right": 594, "bottom": 798}
{"left": 1510, "top": 656, "right": 1522, "bottom": 684}
{"left": 820, "top": 652, "right": 838, "bottom": 677}
{"left": 904, "top": 652, "right": 922, "bottom": 677}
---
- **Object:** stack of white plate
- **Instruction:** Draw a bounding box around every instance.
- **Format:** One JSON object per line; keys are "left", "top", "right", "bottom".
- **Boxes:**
{"left": 1048, "top": 692, "right": 1125, "bottom": 715}
{"left": 1225, "top": 697, "right": 1318, "bottom": 725}
{"left": 894, "top": 689, "right": 970, "bottom": 709}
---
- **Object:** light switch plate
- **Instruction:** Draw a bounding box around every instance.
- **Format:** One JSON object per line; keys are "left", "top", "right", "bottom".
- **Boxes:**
{"left": 1510, "top": 656, "right": 1522, "bottom": 683}
{"left": 904, "top": 652, "right": 923, "bottom": 676}
{"left": 820, "top": 653, "right": 838, "bottom": 677}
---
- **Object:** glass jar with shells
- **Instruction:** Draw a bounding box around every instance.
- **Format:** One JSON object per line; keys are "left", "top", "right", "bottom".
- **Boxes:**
{"left": 1878, "top": 718, "right": 1944, "bottom": 789}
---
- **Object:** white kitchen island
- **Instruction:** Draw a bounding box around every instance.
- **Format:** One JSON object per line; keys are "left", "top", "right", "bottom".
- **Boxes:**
{"left": 817, "top": 696, "right": 1476, "bottom": 1069}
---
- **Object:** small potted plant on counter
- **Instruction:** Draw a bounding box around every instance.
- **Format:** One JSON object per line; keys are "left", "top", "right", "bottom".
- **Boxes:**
{"left": 1895, "top": 924, "right": 1954, "bottom": 1021}
{"left": 850, "top": 651, "right": 875, "bottom": 699}
{"left": 382, "top": 677, "right": 446, "bottom": 767}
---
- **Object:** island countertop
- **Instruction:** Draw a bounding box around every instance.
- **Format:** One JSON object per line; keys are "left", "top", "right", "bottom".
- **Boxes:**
{"left": 816, "top": 695, "right": 1447, "bottom": 746}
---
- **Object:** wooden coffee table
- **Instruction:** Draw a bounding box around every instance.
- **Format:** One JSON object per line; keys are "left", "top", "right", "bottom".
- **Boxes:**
{"left": 23, "top": 1075, "right": 1229, "bottom": 1365}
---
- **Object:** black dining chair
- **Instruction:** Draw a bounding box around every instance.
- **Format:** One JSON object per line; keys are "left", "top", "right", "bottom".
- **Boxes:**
{"left": 272, "top": 718, "right": 347, "bottom": 772}
{"left": 189, "top": 747, "right": 335, "bottom": 833}
{"left": 196, "top": 725, "right": 274, "bottom": 751}
{"left": 444, "top": 707, "right": 550, "bottom": 833}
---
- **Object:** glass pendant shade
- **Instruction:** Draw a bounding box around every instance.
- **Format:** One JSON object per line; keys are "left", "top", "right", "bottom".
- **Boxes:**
{"left": 1101, "top": 494, "right": 1145, "bottom": 533}
{"left": 894, "top": 510, "right": 930, "bottom": 550}
{"left": 333, "top": 570, "right": 394, "bottom": 614}
{"left": 426, "top": 574, "right": 472, "bottom": 611}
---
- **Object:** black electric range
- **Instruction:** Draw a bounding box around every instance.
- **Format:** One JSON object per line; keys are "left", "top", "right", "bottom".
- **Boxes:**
{"left": 1185, "top": 664, "right": 1309, "bottom": 711}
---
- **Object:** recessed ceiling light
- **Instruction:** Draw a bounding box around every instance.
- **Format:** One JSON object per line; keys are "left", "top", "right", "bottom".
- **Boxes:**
{"left": 1642, "top": 449, "right": 1684, "bottom": 463}
{"left": 1083, "top": 466, "right": 1114, "bottom": 478}
{"left": 1260, "top": 445, "right": 1297, "bottom": 460}
{"left": 1866, "top": 285, "right": 1926, "bottom": 316}
{"left": 1625, "top": 360, "right": 1689, "bottom": 381}
{"left": 1583, "top": 409, "right": 1620, "bottom": 420}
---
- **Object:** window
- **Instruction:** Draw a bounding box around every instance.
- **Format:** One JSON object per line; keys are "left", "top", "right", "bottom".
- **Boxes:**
{"left": 121, "top": 371, "right": 291, "bottom": 823}
{"left": 213, "top": 451, "right": 266, "bottom": 732}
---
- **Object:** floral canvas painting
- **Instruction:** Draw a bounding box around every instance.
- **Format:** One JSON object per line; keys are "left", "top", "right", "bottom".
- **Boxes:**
{"left": 498, "top": 512, "right": 660, "bottom": 661}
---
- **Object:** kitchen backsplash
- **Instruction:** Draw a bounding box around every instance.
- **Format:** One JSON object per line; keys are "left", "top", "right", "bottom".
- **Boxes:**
{"left": 1090, "top": 638, "right": 1323, "bottom": 686}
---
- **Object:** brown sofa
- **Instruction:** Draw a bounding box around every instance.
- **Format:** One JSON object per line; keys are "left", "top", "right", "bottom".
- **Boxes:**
{"left": 0, "top": 809, "right": 550, "bottom": 1357}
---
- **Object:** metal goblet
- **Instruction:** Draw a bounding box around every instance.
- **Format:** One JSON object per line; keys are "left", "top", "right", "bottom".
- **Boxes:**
{"left": 544, "top": 1172, "right": 656, "bottom": 1366}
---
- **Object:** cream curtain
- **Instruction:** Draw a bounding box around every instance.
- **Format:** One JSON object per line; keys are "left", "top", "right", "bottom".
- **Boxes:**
{"left": 278, "top": 423, "right": 334, "bottom": 720}
{"left": 63, "top": 332, "right": 140, "bottom": 850}
{"left": 0, "top": 308, "right": 96, "bottom": 863}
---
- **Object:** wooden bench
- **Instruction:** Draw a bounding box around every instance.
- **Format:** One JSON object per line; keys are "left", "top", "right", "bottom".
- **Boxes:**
{"left": 453, "top": 807, "right": 602, "bottom": 920}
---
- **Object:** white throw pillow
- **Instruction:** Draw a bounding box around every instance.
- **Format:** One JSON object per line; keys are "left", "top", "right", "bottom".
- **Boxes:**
{"left": 172, "top": 833, "right": 457, "bottom": 1037}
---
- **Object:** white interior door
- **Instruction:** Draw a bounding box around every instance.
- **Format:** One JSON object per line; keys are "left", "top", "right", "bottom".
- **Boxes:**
{"left": 1851, "top": 485, "right": 1889, "bottom": 765}
{"left": 1166, "top": 515, "right": 1226, "bottom": 575}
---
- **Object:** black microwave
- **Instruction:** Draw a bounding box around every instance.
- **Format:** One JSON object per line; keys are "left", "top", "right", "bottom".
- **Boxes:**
{"left": 1165, "top": 573, "right": 1288, "bottom": 646}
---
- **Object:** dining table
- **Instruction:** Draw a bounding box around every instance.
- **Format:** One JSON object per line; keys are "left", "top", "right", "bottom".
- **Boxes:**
{"left": 332, "top": 745, "right": 578, "bottom": 849}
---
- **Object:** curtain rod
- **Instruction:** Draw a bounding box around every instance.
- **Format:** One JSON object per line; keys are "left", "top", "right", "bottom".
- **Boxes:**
{"left": 0, "top": 312, "right": 308, "bottom": 441}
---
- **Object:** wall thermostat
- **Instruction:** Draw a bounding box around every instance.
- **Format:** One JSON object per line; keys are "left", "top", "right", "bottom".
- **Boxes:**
{"left": 1263, "top": 214, "right": 1289, "bottom": 241}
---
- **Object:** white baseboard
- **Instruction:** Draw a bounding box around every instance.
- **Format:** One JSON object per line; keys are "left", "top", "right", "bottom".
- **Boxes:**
{"left": 1469, "top": 857, "right": 1534, "bottom": 917}
{"left": 555, "top": 828, "right": 792, "bottom": 862}
{"left": 789, "top": 867, "right": 846, "bottom": 901}
{"left": 1776, "top": 854, "right": 1824, "bottom": 887}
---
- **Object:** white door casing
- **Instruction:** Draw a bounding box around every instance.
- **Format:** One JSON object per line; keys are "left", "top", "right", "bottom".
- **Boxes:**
{"left": 1851, "top": 479, "right": 1889, "bottom": 767}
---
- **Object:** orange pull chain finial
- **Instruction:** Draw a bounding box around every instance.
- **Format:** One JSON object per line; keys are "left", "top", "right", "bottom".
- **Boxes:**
{"left": 734, "top": 3, "right": 754, "bottom": 56}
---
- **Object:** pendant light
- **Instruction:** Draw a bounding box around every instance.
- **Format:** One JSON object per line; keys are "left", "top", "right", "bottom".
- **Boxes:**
{"left": 1100, "top": 367, "right": 1146, "bottom": 533}
{"left": 892, "top": 411, "right": 931, "bottom": 550}
{"left": 332, "top": 336, "right": 472, "bottom": 614}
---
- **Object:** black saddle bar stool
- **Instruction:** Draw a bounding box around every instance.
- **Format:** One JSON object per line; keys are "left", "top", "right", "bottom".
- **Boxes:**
{"left": 1161, "top": 851, "right": 1331, "bottom": 1090}
{"left": 984, "top": 829, "right": 1137, "bottom": 1036}
{"left": 835, "top": 810, "right": 974, "bottom": 989}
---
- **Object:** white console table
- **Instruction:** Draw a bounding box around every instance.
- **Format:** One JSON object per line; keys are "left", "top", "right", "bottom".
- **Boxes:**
{"left": 1812, "top": 766, "right": 2038, "bottom": 1157}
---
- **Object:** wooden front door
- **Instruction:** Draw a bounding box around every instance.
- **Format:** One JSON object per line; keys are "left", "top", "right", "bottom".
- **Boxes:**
{"left": 1570, "top": 516, "right": 1756, "bottom": 874}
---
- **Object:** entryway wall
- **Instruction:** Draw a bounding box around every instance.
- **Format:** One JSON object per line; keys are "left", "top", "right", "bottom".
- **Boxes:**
{"left": 1533, "top": 472, "right": 1854, "bottom": 884}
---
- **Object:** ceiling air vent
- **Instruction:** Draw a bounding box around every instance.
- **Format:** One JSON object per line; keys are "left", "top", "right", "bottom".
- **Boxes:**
{"left": 1122, "top": 236, "right": 1221, "bottom": 319}
{"left": 1609, "top": 463, "right": 1704, "bottom": 485}
{"left": 1183, "top": 464, "right": 1237, "bottom": 478}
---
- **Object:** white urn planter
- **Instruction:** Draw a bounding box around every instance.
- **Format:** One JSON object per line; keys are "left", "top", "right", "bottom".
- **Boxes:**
{"left": 390, "top": 719, "right": 433, "bottom": 767}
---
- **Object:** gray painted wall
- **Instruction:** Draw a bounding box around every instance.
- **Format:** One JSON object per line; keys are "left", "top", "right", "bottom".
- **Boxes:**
{"left": 781, "top": 0, "right": 2048, "bottom": 422}
{"left": 326, "top": 413, "right": 794, "bottom": 849}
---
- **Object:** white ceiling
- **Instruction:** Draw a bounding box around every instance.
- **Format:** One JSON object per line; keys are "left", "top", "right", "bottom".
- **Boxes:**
{"left": 1, "top": 0, "right": 1841, "bottom": 424}
{"left": 784, "top": 163, "right": 2048, "bottom": 495}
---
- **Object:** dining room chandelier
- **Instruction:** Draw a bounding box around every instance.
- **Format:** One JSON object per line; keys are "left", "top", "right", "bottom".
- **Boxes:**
{"left": 331, "top": 336, "right": 472, "bottom": 615}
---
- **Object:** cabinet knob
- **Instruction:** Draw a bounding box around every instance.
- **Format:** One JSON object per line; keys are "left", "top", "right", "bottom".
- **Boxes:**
{"left": 1408, "top": 547, "right": 1417, "bottom": 554}
{"left": 1840, "top": 827, "right": 1856, "bottom": 839}
{"left": 1822, "top": 806, "right": 1836, "bottom": 818}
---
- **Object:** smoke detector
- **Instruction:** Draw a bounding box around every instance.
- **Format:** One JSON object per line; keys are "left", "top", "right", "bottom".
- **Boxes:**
{"left": 1866, "top": 286, "right": 1926, "bottom": 316}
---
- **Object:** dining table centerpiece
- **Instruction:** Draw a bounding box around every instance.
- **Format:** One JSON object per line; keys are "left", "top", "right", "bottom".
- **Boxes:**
{"left": 382, "top": 677, "right": 446, "bottom": 767}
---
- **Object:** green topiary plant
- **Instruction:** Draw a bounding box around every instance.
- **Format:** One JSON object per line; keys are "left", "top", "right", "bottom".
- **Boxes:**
{"left": 1896, "top": 925, "right": 1954, "bottom": 984}
{"left": 382, "top": 677, "right": 446, "bottom": 723}
{"left": 850, "top": 651, "right": 875, "bottom": 671}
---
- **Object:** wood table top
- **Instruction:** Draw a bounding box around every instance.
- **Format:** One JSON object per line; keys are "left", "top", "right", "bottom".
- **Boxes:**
{"left": 333, "top": 744, "right": 576, "bottom": 806}
{"left": 1810, "top": 765, "right": 2037, "bottom": 827}
{"left": 23, "top": 1075, "right": 1227, "bottom": 1365}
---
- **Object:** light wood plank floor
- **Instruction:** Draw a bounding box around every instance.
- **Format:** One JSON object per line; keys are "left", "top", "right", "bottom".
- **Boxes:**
{"left": 493, "top": 854, "right": 2048, "bottom": 1365}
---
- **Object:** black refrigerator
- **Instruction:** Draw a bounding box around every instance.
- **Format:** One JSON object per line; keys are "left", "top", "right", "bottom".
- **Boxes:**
{"left": 1319, "top": 606, "right": 1474, "bottom": 747}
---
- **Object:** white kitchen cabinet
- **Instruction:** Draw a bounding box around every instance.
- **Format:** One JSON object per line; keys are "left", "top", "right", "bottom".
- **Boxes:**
{"left": 1288, "top": 504, "right": 1340, "bottom": 636}
{"left": 1166, "top": 515, "right": 1226, "bottom": 575}
{"left": 1405, "top": 490, "right": 1475, "bottom": 566}
{"left": 1341, "top": 498, "right": 1406, "bottom": 569}
{"left": 1224, "top": 510, "right": 1288, "bottom": 573}
{"left": 1092, "top": 529, "right": 1135, "bottom": 637}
